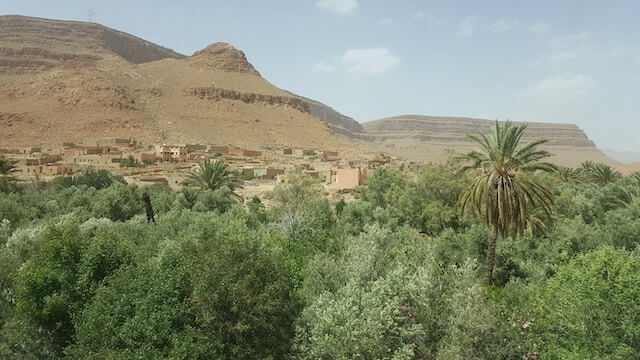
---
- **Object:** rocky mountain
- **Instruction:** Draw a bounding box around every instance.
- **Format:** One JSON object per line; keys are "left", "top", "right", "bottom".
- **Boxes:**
{"left": 0, "top": 15, "right": 367, "bottom": 157}
{"left": 362, "top": 115, "right": 617, "bottom": 167}
{"left": 0, "top": 15, "right": 618, "bottom": 166}
{"left": 0, "top": 15, "right": 184, "bottom": 74}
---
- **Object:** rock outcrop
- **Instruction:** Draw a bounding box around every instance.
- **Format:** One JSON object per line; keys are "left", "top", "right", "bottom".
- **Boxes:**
{"left": 284, "top": 91, "right": 372, "bottom": 141}
{"left": 190, "top": 87, "right": 308, "bottom": 113}
{"left": 186, "top": 42, "right": 260, "bottom": 75}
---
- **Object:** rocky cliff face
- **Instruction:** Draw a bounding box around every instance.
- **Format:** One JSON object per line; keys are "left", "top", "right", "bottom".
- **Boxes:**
{"left": 284, "top": 91, "right": 371, "bottom": 141}
{"left": 362, "top": 115, "right": 615, "bottom": 166}
{"left": 0, "top": 15, "right": 184, "bottom": 75}
{"left": 190, "top": 87, "right": 309, "bottom": 113}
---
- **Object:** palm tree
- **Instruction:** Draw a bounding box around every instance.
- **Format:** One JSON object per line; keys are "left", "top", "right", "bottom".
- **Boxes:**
{"left": 556, "top": 166, "right": 584, "bottom": 184}
{"left": 580, "top": 162, "right": 621, "bottom": 186}
{"left": 183, "top": 159, "right": 242, "bottom": 197}
{"left": 458, "top": 121, "right": 557, "bottom": 283}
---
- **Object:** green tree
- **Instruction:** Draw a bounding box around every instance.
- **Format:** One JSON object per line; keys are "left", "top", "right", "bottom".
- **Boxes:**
{"left": 91, "top": 182, "right": 143, "bottom": 221}
{"left": 268, "top": 166, "right": 322, "bottom": 210}
{"left": 191, "top": 186, "right": 238, "bottom": 213}
{"left": 528, "top": 248, "right": 640, "bottom": 359}
{"left": 10, "top": 222, "right": 135, "bottom": 356}
{"left": 294, "top": 226, "right": 442, "bottom": 359}
{"left": 13, "top": 224, "right": 86, "bottom": 353}
{"left": 183, "top": 159, "right": 241, "bottom": 197}
{"left": 175, "top": 187, "right": 200, "bottom": 209}
{"left": 54, "top": 168, "right": 125, "bottom": 190}
{"left": 358, "top": 167, "right": 406, "bottom": 208}
{"left": 458, "top": 121, "right": 557, "bottom": 283}
{"left": 0, "top": 156, "right": 17, "bottom": 176}
{"left": 185, "top": 216, "right": 300, "bottom": 359}
{"left": 66, "top": 260, "right": 207, "bottom": 360}
{"left": 119, "top": 155, "right": 143, "bottom": 168}
{"left": 0, "top": 156, "right": 20, "bottom": 194}
{"left": 386, "top": 163, "right": 469, "bottom": 234}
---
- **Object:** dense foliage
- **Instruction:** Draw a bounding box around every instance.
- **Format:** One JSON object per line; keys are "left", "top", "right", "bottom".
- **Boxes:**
{"left": 1, "top": 159, "right": 639, "bottom": 359}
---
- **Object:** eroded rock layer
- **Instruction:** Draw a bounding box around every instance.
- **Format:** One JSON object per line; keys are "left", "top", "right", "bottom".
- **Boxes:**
{"left": 362, "top": 115, "right": 615, "bottom": 167}
{"left": 190, "top": 87, "right": 309, "bottom": 113}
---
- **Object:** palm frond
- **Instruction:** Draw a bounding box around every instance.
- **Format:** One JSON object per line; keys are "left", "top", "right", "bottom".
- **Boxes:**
{"left": 182, "top": 159, "right": 242, "bottom": 194}
{"left": 457, "top": 120, "right": 556, "bottom": 237}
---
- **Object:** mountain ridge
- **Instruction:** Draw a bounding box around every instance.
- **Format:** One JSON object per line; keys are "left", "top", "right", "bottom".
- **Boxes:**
{"left": 362, "top": 115, "right": 615, "bottom": 167}
{"left": 0, "top": 15, "right": 367, "bottom": 157}
{"left": 0, "top": 15, "right": 619, "bottom": 167}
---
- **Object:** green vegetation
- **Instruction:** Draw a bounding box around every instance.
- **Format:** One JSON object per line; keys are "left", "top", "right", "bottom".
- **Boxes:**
{"left": 0, "top": 156, "right": 19, "bottom": 194}
{"left": 1, "top": 134, "right": 639, "bottom": 358}
{"left": 0, "top": 156, "right": 17, "bottom": 176}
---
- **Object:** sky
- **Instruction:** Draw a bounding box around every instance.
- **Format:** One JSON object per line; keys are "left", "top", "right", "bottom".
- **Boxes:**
{"left": 2, "top": 0, "right": 640, "bottom": 152}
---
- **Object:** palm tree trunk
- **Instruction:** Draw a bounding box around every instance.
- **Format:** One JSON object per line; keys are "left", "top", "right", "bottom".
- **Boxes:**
{"left": 484, "top": 227, "right": 498, "bottom": 284}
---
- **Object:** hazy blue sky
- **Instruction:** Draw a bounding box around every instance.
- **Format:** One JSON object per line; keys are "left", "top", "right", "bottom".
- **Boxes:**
{"left": 2, "top": 1, "right": 640, "bottom": 151}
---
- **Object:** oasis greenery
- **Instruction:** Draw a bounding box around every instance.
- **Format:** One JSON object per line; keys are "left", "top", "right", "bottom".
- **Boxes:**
{"left": 1, "top": 141, "right": 638, "bottom": 359}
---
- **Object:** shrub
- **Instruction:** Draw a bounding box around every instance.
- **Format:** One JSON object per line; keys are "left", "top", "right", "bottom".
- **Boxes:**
{"left": 191, "top": 186, "right": 238, "bottom": 213}
{"left": 13, "top": 224, "right": 87, "bottom": 352}
{"left": 91, "top": 183, "right": 143, "bottom": 221}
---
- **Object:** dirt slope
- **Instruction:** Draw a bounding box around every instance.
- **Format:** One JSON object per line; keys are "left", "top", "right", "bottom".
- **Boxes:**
{"left": 0, "top": 16, "right": 366, "bottom": 157}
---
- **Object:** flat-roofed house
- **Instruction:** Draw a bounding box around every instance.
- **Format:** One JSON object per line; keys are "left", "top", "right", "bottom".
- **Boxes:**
{"left": 335, "top": 168, "right": 368, "bottom": 190}
{"left": 155, "top": 145, "right": 187, "bottom": 162}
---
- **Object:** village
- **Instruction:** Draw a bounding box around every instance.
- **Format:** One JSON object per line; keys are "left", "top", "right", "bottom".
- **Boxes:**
{"left": 0, "top": 137, "right": 404, "bottom": 197}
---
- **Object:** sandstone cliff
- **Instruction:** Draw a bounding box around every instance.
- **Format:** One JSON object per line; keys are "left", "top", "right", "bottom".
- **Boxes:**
{"left": 362, "top": 115, "right": 616, "bottom": 167}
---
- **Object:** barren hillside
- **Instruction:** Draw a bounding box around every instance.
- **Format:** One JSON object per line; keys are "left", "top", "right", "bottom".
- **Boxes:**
{"left": 0, "top": 15, "right": 367, "bottom": 157}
